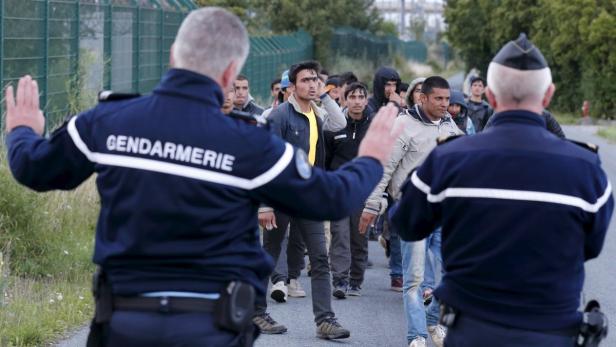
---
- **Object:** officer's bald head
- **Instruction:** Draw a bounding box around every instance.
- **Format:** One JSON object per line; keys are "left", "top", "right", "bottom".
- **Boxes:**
{"left": 172, "top": 7, "right": 249, "bottom": 87}
{"left": 486, "top": 34, "right": 555, "bottom": 114}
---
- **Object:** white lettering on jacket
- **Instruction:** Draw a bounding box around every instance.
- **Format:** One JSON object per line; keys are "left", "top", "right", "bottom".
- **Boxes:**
{"left": 105, "top": 135, "right": 236, "bottom": 172}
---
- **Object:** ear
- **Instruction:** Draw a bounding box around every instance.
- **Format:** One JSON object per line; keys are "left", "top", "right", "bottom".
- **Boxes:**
{"left": 485, "top": 87, "right": 497, "bottom": 109}
{"left": 419, "top": 93, "right": 428, "bottom": 105}
{"left": 220, "top": 60, "right": 238, "bottom": 92}
{"left": 542, "top": 83, "right": 555, "bottom": 109}
{"left": 169, "top": 43, "right": 175, "bottom": 67}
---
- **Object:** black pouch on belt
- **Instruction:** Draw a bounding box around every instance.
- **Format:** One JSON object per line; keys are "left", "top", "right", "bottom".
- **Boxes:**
{"left": 214, "top": 281, "right": 255, "bottom": 333}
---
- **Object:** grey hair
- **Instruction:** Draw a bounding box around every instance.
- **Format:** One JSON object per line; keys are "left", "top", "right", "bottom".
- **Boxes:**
{"left": 487, "top": 63, "right": 552, "bottom": 105}
{"left": 172, "top": 7, "right": 249, "bottom": 80}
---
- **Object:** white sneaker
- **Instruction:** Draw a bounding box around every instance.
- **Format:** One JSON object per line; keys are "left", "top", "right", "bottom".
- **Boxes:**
{"left": 408, "top": 336, "right": 427, "bottom": 347}
{"left": 428, "top": 325, "right": 447, "bottom": 347}
{"left": 288, "top": 278, "right": 306, "bottom": 297}
{"left": 270, "top": 281, "right": 288, "bottom": 303}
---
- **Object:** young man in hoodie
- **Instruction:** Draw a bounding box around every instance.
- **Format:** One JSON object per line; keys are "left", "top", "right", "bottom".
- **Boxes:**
{"left": 233, "top": 74, "right": 265, "bottom": 115}
{"left": 359, "top": 76, "right": 463, "bottom": 347}
{"left": 325, "top": 82, "right": 372, "bottom": 298}
{"left": 448, "top": 89, "right": 475, "bottom": 135}
{"left": 466, "top": 76, "right": 493, "bottom": 132}
{"left": 367, "top": 67, "right": 403, "bottom": 115}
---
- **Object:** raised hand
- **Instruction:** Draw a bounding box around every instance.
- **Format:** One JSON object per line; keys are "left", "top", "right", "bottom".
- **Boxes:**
{"left": 4, "top": 75, "right": 45, "bottom": 135}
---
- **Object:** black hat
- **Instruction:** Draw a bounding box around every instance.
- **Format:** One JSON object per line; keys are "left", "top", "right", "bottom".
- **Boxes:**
{"left": 492, "top": 33, "right": 548, "bottom": 70}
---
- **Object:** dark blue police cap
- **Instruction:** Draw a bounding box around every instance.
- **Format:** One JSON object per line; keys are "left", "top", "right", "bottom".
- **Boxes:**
{"left": 492, "top": 33, "right": 548, "bottom": 70}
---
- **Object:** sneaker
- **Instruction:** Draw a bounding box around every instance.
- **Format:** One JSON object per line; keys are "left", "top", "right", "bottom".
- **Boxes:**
{"left": 428, "top": 325, "right": 447, "bottom": 347}
{"left": 332, "top": 283, "right": 347, "bottom": 299}
{"left": 270, "top": 281, "right": 287, "bottom": 303}
{"left": 288, "top": 278, "right": 306, "bottom": 297}
{"left": 252, "top": 313, "right": 287, "bottom": 334}
{"left": 408, "top": 336, "right": 427, "bottom": 347}
{"left": 316, "top": 317, "right": 350, "bottom": 339}
{"left": 347, "top": 284, "right": 362, "bottom": 296}
{"left": 390, "top": 276, "right": 403, "bottom": 292}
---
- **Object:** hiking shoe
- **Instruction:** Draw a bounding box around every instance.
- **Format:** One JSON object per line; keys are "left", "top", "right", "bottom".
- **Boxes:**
{"left": 347, "top": 284, "right": 362, "bottom": 296}
{"left": 270, "top": 281, "right": 287, "bottom": 303}
{"left": 332, "top": 283, "right": 347, "bottom": 299}
{"left": 390, "top": 276, "right": 403, "bottom": 292}
{"left": 316, "top": 317, "right": 350, "bottom": 340}
{"left": 252, "top": 313, "right": 287, "bottom": 334}
{"left": 288, "top": 278, "right": 306, "bottom": 297}
{"left": 408, "top": 336, "right": 427, "bottom": 347}
{"left": 428, "top": 325, "right": 446, "bottom": 347}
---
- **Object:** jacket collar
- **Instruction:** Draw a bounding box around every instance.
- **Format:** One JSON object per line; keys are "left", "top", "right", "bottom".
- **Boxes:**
{"left": 288, "top": 94, "right": 326, "bottom": 118}
{"left": 488, "top": 110, "right": 547, "bottom": 128}
{"left": 153, "top": 68, "right": 224, "bottom": 107}
{"left": 407, "top": 104, "right": 454, "bottom": 125}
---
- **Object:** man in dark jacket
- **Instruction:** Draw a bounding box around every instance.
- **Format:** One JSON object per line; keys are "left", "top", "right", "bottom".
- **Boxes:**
{"left": 466, "top": 76, "right": 493, "bottom": 132}
{"left": 325, "top": 82, "right": 372, "bottom": 298}
{"left": 392, "top": 33, "right": 613, "bottom": 347}
{"left": 367, "top": 67, "right": 402, "bottom": 115}
{"left": 256, "top": 60, "right": 352, "bottom": 340}
{"left": 233, "top": 75, "right": 265, "bottom": 115}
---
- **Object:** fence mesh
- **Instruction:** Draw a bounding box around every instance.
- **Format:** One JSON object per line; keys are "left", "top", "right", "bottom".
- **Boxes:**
{"left": 1, "top": 3, "right": 427, "bottom": 128}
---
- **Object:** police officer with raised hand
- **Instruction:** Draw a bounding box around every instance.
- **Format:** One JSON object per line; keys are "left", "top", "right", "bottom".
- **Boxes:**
{"left": 391, "top": 33, "right": 614, "bottom": 346}
{"left": 4, "top": 7, "right": 401, "bottom": 347}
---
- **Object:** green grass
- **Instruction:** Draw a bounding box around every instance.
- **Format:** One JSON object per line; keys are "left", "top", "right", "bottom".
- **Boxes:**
{"left": 597, "top": 126, "right": 616, "bottom": 142}
{"left": 0, "top": 149, "right": 98, "bottom": 346}
{"left": 552, "top": 111, "right": 580, "bottom": 125}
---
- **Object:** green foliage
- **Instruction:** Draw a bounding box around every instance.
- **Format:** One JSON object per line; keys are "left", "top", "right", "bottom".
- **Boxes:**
{"left": 0, "top": 152, "right": 97, "bottom": 278}
{"left": 0, "top": 150, "right": 96, "bottom": 345}
{"left": 196, "top": 0, "right": 393, "bottom": 64}
{"left": 597, "top": 126, "right": 616, "bottom": 142}
{"left": 444, "top": 0, "right": 616, "bottom": 118}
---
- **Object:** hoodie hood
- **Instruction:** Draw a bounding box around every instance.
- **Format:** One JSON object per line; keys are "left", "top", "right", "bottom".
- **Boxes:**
{"left": 449, "top": 90, "right": 467, "bottom": 112}
{"left": 405, "top": 77, "right": 426, "bottom": 107}
{"left": 372, "top": 67, "right": 401, "bottom": 107}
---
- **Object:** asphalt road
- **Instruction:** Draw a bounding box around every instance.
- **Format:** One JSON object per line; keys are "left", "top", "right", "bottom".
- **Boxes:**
{"left": 563, "top": 126, "right": 616, "bottom": 347}
{"left": 56, "top": 125, "right": 616, "bottom": 347}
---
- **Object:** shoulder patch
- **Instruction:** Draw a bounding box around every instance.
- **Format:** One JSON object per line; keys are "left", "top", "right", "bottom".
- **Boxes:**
{"left": 437, "top": 134, "right": 463, "bottom": 145}
{"left": 567, "top": 139, "right": 599, "bottom": 153}
{"left": 295, "top": 149, "right": 312, "bottom": 179}
{"left": 98, "top": 90, "right": 140, "bottom": 102}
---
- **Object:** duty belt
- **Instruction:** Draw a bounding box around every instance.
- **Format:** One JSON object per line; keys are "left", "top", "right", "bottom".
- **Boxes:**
{"left": 113, "top": 296, "right": 217, "bottom": 314}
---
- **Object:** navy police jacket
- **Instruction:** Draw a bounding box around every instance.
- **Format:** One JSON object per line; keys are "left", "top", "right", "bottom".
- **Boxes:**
{"left": 6, "top": 68, "right": 384, "bottom": 296}
{"left": 392, "top": 110, "right": 613, "bottom": 332}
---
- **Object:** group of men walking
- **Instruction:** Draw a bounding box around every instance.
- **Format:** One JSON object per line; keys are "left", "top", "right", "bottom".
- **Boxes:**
{"left": 3, "top": 6, "right": 613, "bottom": 347}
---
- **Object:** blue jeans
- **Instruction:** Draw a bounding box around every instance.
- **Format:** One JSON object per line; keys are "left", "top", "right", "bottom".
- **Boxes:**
{"left": 401, "top": 239, "right": 440, "bottom": 342}
{"left": 420, "top": 229, "right": 442, "bottom": 293}
{"left": 389, "top": 227, "right": 402, "bottom": 278}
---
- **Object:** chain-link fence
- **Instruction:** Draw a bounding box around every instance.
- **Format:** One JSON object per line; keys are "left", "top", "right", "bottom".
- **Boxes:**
{"left": 0, "top": 0, "right": 196, "bottom": 128}
{"left": 1, "top": 3, "right": 427, "bottom": 129}
{"left": 330, "top": 27, "right": 427, "bottom": 66}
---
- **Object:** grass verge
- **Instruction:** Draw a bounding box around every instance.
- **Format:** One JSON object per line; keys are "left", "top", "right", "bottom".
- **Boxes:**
{"left": 0, "top": 148, "right": 97, "bottom": 346}
{"left": 597, "top": 126, "right": 616, "bottom": 142}
{"left": 552, "top": 111, "right": 580, "bottom": 125}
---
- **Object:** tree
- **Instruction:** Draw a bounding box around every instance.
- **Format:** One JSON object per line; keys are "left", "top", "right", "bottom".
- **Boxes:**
{"left": 445, "top": 0, "right": 616, "bottom": 117}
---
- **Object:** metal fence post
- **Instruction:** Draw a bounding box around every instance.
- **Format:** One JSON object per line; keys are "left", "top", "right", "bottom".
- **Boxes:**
{"left": 42, "top": 0, "right": 50, "bottom": 130}
{"left": 104, "top": 0, "right": 112, "bottom": 90}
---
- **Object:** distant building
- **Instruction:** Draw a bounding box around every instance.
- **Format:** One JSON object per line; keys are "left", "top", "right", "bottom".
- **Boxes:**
{"left": 373, "top": 0, "right": 446, "bottom": 41}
